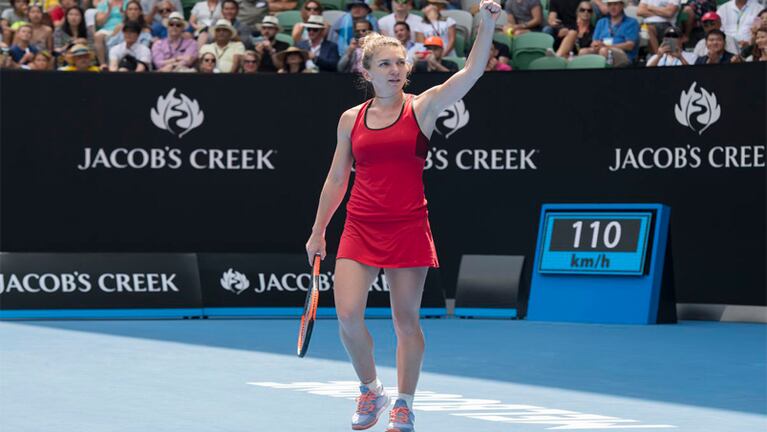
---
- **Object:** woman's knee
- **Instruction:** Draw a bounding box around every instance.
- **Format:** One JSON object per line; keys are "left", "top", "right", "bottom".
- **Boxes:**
{"left": 392, "top": 314, "right": 423, "bottom": 340}
{"left": 337, "top": 308, "right": 366, "bottom": 333}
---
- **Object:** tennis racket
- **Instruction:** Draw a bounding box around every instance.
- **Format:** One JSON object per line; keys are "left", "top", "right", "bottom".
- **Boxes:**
{"left": 297, "top": 253, "right": 321, "bottom": 358}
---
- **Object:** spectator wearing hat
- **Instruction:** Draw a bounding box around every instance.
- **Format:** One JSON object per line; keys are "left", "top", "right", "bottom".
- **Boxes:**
{"left": 292, "top": 0, "right": 326, "bottom": 44}
{"left": 337, "top": 17, "right": 370, "bottom": 72}
{"left": 8, "top": 22, "right": 38, "bottom": 67}
{"left": 59, "top": 43, "right": 100, "bottom": 70}
{"left": 579, "top": 0, "right": 638, "bottom": 66}
{"left": 693, "top": 12, "right": 739, "bottom": 56}
{"left": 544, "top": 0, "right": 582, "bottom": 49}
{"left": 296, "top": 14, "right": 340, "bottom": 72}
{"left": 717, "top": 0, "right": 762, "bottom": 49}
{"left": 378, "top": 0, "right": 422, "bottom": 41}
{"left": 241, "top": 49, "right": 260, "bottom": 71}
{"left": 638, "top": 0, "right": 681, "bottom": 53}
{"left": 646, "top": 26, "right": 689, "bottom": 65}
{"left": 414, "top": 35, "right": 459, "bottom": 72}
{"left": 253, "top": 14, "right": 289, "bottom": 71}
{"left": 328, "top": 0, "right": 379, "bottom": 56}
{"left": 694, "top": 28, "right": 739, "bottom": 63}
{"left": 54, "top": 6, "right": 94, "bottom": 63}
{"left": 276, "top": 45, "right": 313, "bottom": 72}
{"left": 1, "top": 0, "right": 29, "bottom": 45}
{"left": 416, "top": 0, "right": 456, "bottom": 57}
{"left": 152, "top": 11, "right": 198, "bottom": 70}
{"left": 210, "top": 0, "right": 254, "bottom": 49}
{"left": 199, "top": 18, "right": 245, "bottom": 72}
{"left": 108, "top": 20, "right": 151, "bottom": 71}
{"left": 149, "top": 0, "right": 184, "bottom": 39}
{"left": 197, "top": 50, "right": 219, "bottom": 71}
{"left": 503, "top": 0, "right": 543, "bottom": 36}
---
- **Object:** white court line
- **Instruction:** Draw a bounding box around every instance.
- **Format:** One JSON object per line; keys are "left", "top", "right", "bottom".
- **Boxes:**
{"left": 248, "top": 381, "right": 676, "bottom": 430}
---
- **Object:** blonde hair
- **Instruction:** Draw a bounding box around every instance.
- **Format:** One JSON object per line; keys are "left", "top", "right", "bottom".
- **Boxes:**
{"left": 358, "top": 32, "right": 407, "bottom": 71}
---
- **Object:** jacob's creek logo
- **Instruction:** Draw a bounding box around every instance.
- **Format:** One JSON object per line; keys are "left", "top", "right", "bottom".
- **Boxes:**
{"left": 610, "top": 82, "right": 764, "bottom": 171}
{"left": 220, "top": 269, "right": 249, "bottom": 295}
{"left": 77, "top": 88, "right": 276, "bottom": 171}
{"left": 424, "top": 99, "right": 539, "bottom": 171}
{"left": 219, "top": 269, "right": 389, "bottom": 294}
{"left": 0, "top": 273, "right": 180, "bottom": 293}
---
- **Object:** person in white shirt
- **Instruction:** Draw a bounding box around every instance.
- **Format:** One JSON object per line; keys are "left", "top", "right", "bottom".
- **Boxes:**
{"left": 415, "top": 0, "right": 457, "bottom": 57}
{"left": 693, "top": 11, "right": 740, "bottom": 56}
{"left": 638, "top": 0, "right": 681, "bottom": 53}
{"left": 108, "top": 20, "right": 152, "bottom": 71}
{"left": 717, "top": 0, "right": 763, "bottom": 48}
{"left": 378, "top": 0, "right": 422, "bottom": 42}
{"left": 646, "top": 26, "right": 689, "bottom": 65}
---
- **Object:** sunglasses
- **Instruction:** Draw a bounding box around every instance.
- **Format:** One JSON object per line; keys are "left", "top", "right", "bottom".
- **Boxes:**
{"left": 202, "top": 57, "right": 216, "bottom": 63}
{"left": 578, "top": 7, "right": 592, "bottom": 12}
{"left": 159, "top": 8, "right": 172, "bottom": 13}
{"left": 307, "top": 27, "right": 321, "bottom": 32}
{"left": 244, "top": 59, "right": 258, "bottom": 64}
{"left": 168, "top": 22, "right": 183, "bottom": 27}
{"left": 395, "top": 0, "right": 409, "bottom": 4}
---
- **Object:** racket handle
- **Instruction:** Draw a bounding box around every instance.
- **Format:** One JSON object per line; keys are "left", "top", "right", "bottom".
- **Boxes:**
{"left": 312, "top": 253, "right": 321, "bottom": 275}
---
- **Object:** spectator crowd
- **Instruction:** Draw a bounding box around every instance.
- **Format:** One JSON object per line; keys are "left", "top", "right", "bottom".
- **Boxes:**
{"left": 0, "top": 0, "right": 765, "bottom": 72}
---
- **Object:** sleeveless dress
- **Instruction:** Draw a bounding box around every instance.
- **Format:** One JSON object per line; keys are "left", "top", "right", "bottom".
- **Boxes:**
{"left": 337, "top": 94, "right": 440, "bottom": 269}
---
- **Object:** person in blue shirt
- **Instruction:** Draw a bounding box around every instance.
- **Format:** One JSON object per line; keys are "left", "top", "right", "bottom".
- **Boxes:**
{"left": 578, "top": 0, "right": 639, "bottom": 66}
{"left": 328, "top": 0, "right": 379, "bottom": 56}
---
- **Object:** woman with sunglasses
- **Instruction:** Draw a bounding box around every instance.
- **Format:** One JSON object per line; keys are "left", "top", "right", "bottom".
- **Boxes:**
{"left": 306, "top": 2, "right": 503, "bottom": 431}
{"left": 291, "top": 0, "right": 326, "bottom": 44}
{"left": 556, "top": 0, "right": 594, "bottom": 57}
{"left": 197, "top": 50, "right": 218, "bottom": 71}
{"left": 240, "top": 49, "right": 260, "bottom": 71}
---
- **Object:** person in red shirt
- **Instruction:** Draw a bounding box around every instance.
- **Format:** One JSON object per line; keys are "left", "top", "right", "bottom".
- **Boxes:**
{"left": 305, "top": 1, "right": 502, "bottom": 431}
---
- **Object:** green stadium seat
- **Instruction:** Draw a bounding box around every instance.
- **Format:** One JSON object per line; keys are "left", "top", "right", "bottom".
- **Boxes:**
{"left": 512, "top": 31, "right": 554, "bottom": 53}
{"left": 493, "top": 32, "right": 511, "bottom": 50}
{"left": 454, "top": 33, "right": 466, "bottom": 57}
{"left": 276, "top": 10, "right": 303, "bottom": 34}
{"left": 275, "top": 32, "right": 295, "bottom": 47}
{"left": 372, "top": 10, "right": 388, "bottom": 20}
{"left": 528, "top": 55, "right": 567, "bottom": 70}
{"left": 443, "top": 56, "right": 466, "bottom": 69}
{"left": 566, "top": 54, "right": 607, "bottom": 69}
{"left": 320, "top": 0, "right": 344, "bottom": 10}
{"left": 513, "top": 50, "right": 545, "bottom": 69}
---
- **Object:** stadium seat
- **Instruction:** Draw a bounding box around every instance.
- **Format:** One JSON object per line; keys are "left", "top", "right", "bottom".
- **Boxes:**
{"left": 511, "top": 32, "right": 553, "bottom": 69}
{"left": 371, "top": 10, "right": 388, "bottom": 20}
{"left": 442, "top": 9, "right": 473, "bottom": 40}
{"left": 493, "top": 31, "right": 511, "bottom": 51}
{"left": 443, "top": 56, "right": 466, "bottom": 69}
{"left": 566, "top": 54, "right": 607, "bottom": 69}
{"left": 454, "top": 32, "right": 466, "bottom": 57}
{"left": 276, "top": 10, "right": 303, "bottom": 34}
{"left": 275, "top": 32, "right": 295, "bottom": 47}
{"left": 320, "top": 0, "right": 344, "bottom": 10}
{"left": 322, "top": 10, "right": 345, "bottom": 25}
{"left": 529, "top": 55, "right": 567, "bottom": 70}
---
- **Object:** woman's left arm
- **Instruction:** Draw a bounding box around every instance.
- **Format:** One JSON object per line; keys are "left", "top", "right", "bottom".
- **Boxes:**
{"left": 416, "top": 0, "right": 500, "bottom": 120}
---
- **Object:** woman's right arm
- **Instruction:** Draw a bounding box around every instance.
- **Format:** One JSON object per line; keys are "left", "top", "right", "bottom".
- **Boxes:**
{"left": 305, "top": 108, "right": 357, "bottom": 264}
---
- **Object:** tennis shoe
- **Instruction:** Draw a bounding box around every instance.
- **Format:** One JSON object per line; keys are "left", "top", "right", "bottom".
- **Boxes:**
{"left": 351, "top": 385, "right": 390, "bottom": 430}
{"left": 385, "top": 399, "right": 415, "bottom": 432}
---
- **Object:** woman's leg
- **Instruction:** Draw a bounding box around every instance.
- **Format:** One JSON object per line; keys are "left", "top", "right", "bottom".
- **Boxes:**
{"left": 557, "top": 29, "right": 578, "bottom": 57}
{"left": 334, "top": 258, "right": 380, "bottom": 384}
{"left": 384, "top": 266, "right": 428, "bottom": 396}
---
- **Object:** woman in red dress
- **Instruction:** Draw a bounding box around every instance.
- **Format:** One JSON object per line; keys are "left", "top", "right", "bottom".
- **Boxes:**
{"left": 305, "top": 2, "right": 501, "bottom": 430}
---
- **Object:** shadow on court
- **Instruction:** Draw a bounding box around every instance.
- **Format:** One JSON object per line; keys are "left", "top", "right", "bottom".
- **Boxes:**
{"left": 6, "top": 318, "right": 766, "bottom": 416}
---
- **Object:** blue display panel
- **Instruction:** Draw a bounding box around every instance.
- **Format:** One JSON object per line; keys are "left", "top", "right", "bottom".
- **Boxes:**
{"left": 538, "top": 211, "right": 653, "bottom": 275}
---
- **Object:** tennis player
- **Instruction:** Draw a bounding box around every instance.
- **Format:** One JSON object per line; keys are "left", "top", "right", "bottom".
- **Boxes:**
{"left": 305, "top": 1, "right": 501, "bottom": 430}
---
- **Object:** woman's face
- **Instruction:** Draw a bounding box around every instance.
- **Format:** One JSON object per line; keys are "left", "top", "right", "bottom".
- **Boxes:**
{"left": 125, "top": 2, "right": 142, "bottom": 20}
{"left": 32, "top": 53, "right": 48, "bottom": 69}
{"left": 243, "top": 53, "right": 258, "bottom": 72}
{"left": 28, "top": 6, "right": 42, "bottom": 23}
{"left": 304, "top": 2, "right": 321, "bottom": 16}
{"left": 364, "top": 45, "right": 409, "bottom": 96}
{"left": 67, "top": 8, "right": 83, "bottom": 27}
{"left": 706, "top": 34, "right": 724, "bottom": 55}
{"left": 756, "top": 30, "right": 767, "bottom": 49}
{"left": 577, "top": 2, "right": 592, "bottom": 21}
{"left": 200, "top": 54, "right": 216, "bottom": 72}
{"left": 286, "top": 52, "right": 303, "bottom": 66}
{"left": 16, "top": 26, "right": 32, "bottom": 41}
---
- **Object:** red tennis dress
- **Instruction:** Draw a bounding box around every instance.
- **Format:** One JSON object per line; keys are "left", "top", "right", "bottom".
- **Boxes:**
{"left": 337, "top": 94, "right": 439, "bottom": 268}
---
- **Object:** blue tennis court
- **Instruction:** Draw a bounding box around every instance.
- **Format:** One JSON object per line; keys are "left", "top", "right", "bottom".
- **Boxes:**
{"left": 1, "top": 317, "right": 764, "bottom": 431}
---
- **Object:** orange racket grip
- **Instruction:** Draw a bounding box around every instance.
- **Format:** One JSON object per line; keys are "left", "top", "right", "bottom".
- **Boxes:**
{"left": 312, "top": 254, "right": 321, "bottom": 276}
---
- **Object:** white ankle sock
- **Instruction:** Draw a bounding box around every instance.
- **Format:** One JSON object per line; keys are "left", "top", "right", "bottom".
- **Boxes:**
{"left": 362, "top": 377, "right": 384, "bottom": 395}
{"left": 397, "top": 393, "right": 414, "bottom": 409}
